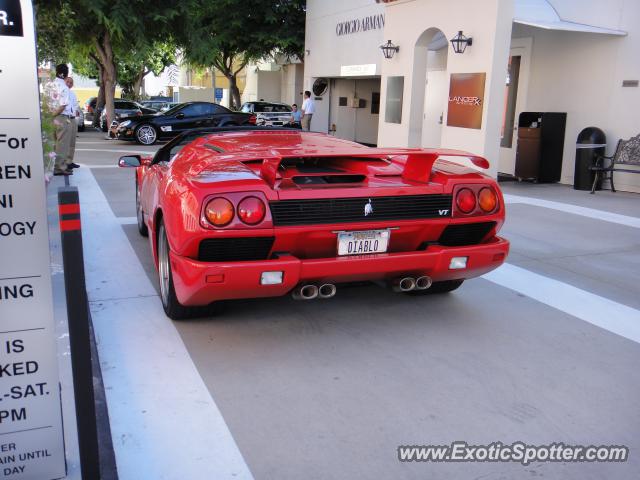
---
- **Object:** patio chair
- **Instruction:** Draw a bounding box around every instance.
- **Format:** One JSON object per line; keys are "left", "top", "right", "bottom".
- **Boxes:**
{"left": 590, "top": 134, "right": 640, "bottom": 194}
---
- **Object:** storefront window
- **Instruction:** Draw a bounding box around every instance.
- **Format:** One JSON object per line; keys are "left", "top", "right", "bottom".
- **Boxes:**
{"left": 385, "top": 76, "right": 404, "bottom": 124}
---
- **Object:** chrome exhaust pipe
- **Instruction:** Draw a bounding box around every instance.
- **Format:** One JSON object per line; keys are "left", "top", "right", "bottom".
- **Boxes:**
{"left": 415, "top": 276, "right": 433, "bottom": 290}
{"left": 318, "top": 283, "right": 337, "bottom": 299}
{"left": 392, "top": 277, "right": 416, "bottom": 293}
{"left": 292, "top": 284, "right": 319, "bottom": 300}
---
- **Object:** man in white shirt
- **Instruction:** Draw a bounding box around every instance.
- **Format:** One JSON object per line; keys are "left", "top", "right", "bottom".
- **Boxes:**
{"left": 301, "top": 90, "right": 315, "bottom": 131}
{"left": 65, "top": 77, "right": 81, "bottom": 170}
{"left": 45, "top": 64, "right": 74, "bottom": 176}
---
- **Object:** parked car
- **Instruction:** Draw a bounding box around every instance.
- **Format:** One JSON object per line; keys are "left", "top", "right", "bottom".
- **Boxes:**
{"left": 140, "top": 98, "right": 173, "bottom": 111}
{"left": 159, "top": 102, "right": 180, "bottom": 112}
{"left": 115, "top": 102, "right": 256, "bottom": 145}
{"left": 134, "top": 102, "right": 159, "bottom": 115}
{"left": 99, "top": 100, "right": 143, "bottom": 131}
{"left": 75, "top": 108, "right": 85, "bottom": 132}
{"left": 241, "top": 101, "right": 293, "bottom": 126}
{"left": 83, "top": 96, "right": 98, "bottom": 127}
{"left": 117, "top": 126, "right": 509, "bottom": 319}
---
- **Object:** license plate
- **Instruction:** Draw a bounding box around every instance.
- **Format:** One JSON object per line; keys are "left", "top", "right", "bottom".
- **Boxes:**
{"left": 337, "top": 229, "right": 390, "bottom": 256}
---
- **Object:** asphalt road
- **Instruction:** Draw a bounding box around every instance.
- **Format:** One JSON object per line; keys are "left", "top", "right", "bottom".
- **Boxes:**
{"left": 64, "top": 129, "right": 640, "bottom": 480}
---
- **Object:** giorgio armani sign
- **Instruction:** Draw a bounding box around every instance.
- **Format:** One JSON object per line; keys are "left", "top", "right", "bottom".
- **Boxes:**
{"left": 336, "top": 13, "right": 385, "bottom": 36}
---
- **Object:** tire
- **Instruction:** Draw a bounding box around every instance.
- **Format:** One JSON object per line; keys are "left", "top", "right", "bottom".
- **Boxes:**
{"left": 101, "top": 118, "right": 107, "bottom": 132}
{"left": 406, "top": 279, "right": 464, "bottom": 295}
{"left": 157, "top": 221, "right": 192, "bottom": 320}
{"left": 135, "top": 124, "right": 158, "bottom": 145}
{"left": 78, "top": 122, "right": 85, "bottom": 132}
{"left": 135, "top": 178, "right": 148, "bottom": 237}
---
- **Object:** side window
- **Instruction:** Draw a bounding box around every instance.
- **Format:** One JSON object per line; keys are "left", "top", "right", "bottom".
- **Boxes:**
{"left": 180, "top": 104, "right": 205, "bottom": 116}
{"left": 241, "top": 104, "right": 252, "bottom": 113}
{"left": 210, "top": 104, "right": 230, "bottom": 114}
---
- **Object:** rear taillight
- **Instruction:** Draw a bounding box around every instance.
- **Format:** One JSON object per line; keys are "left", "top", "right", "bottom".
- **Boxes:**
{"left": 478, "top": 187, "right": 498, "bottom": 213}
{"left": 237, "top": 196, "right": 266, "bottom": 225}
{"left": 248, "top": 114, "right": 257, "bottom": 125}
{"left": 456, "top": 188, "right": 476, "bottom": 214}
{"left": 205, "top": 198, "right": 234, "bottom": 227}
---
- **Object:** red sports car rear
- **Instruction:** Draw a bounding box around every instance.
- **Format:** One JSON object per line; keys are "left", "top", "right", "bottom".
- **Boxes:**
{"left": 119, "top": 128, "right": 509, "bottom": 319}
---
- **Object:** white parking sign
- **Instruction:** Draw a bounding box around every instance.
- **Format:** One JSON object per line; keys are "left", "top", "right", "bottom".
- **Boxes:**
{"left": 0, "top": 0, "right": 66, "bottom": 478}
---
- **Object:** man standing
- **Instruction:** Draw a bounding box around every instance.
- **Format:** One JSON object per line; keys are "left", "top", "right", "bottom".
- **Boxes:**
{"left": 301, "top": 90, "right": 315, "bottom": 131}
{"left": 46, "top": 64, "right": 74, "bottom": 176}
{"left": 64, "top": 76, "right": 81, "bottom": 170}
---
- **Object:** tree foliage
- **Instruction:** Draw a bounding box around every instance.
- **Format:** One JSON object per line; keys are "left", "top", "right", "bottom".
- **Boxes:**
{"left": 180, "top": 0, "right": 306, "bottom": 109}
{"left": 34, "top": 0, "right": 191, "bottom": 123}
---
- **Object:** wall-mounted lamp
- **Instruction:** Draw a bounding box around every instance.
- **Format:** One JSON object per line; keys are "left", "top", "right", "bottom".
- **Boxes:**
{"left": 450, "top": 31, "right": 473, "bottom": 54}
{"left": 380, "top": 40, "right": 399, "bottom": 59}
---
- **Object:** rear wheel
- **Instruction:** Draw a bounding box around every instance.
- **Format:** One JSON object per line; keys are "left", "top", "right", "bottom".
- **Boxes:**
{"left": 135, "top": 179, "right": 148, "bottom": 236}
{"left": 136, "top": 124, "right": 158, "bottom": 145}
{"left": 157, "top": 222, "right": 192, "bottom": 320}
{"left": 406, "top": 279, "right": 464, "bottom": 295}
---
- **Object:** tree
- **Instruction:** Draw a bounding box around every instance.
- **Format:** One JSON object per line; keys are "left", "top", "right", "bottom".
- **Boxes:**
{"left": 118, "top": 42, "right": 176, "bottom": 100}
{"left": 181, "top": 0, "right": 306, "bottom": 109}
{"left": 34, "top": 0, "right": 191, "bottom": 126}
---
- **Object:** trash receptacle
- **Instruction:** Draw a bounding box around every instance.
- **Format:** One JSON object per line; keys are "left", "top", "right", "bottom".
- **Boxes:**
{"left": 574, "top": 127, "right": 606, "bottom": 190}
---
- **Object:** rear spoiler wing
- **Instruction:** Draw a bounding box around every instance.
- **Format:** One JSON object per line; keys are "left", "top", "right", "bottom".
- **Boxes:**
{"left": 259, "top": 149, "right": 490, "bottom": 186}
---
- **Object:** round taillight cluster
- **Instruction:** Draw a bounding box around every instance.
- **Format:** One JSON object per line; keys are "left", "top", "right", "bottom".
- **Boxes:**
{"left": 205, "top": 198, "right": 235, "bottom": 227}
{"left": 478, "top": 187, "right": 498, "bottom": 213}
{"left": 237, "top": 196, "right": 266, "bottom": 225}
{"left": 455, "top": 187, "right": 498, "bottom": 214}
{"left": 456, "top": 188, "right": 476, "bottom": 213}
{"left": 204, "top": 196, "right": 266, "bottom": 227}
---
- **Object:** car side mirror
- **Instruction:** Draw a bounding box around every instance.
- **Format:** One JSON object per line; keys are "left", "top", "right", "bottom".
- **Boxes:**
{"left": 118, "top": 155, "right": 141, "bottom": 168}
{"left": 175, "top": 112, "right": 185, "bottom": 119}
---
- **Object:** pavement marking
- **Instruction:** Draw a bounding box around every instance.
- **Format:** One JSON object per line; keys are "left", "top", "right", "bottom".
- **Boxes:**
{"left": 76, "top": 148, "right": 157, "bottom": 155}
{"left": 117, "top": 216, "right": 138, "bottom": 225}
{"left": 70, "top": 167, "right": 254, "bottom": 480}
{"left": 504, "top": 193, "right": 640, "bottom": 229}
{"left": 78, "top": 163, "right": 119, "bottom": 169}
{"left": 484, "top": 263, "right": 640, "bottom": 344}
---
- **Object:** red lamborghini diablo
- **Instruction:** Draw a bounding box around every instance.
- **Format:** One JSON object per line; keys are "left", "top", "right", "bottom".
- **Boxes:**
{"left": 118, "top": 127, "right": 509, "bottom": 319}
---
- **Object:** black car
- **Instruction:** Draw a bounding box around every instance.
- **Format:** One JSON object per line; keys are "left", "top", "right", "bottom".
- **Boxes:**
{"left": 116, "top": 102, "right": 256, "bottom": 145}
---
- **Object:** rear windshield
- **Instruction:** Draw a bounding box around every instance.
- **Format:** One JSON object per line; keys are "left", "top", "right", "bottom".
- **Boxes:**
{"left": 253, "top": 103, "right": 292, "bottom": 113}
{"left": 116, "top": 101, "right": 139, "bottom": 110}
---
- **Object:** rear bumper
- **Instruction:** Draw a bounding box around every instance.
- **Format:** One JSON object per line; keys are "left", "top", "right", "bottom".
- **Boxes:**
{"left": 169, "top": 237, "right": 510, "bottom": 306}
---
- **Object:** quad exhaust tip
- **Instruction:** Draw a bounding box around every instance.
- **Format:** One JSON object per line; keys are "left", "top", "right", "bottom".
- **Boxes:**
{"left": 393, "top": 277, "right": 416, "bottom": 292}
{"left": 292, "top": 284, "right": 319, "bottom": 300}
{"left": 318, "top": 283, "right": 337, "bottom": 299}
{"left": 391, "top": 276, "right": 432, "bottom": 292}
{"left": 415, "top": 276, "right": 433, "bottom": 290}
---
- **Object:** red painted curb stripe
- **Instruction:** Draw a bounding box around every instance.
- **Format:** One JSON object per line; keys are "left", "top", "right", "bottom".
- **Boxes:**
{"left": 60, "top": 219, "right": 81, "bottom": 231}
{"left": 59, "top": 204, "right": 80, "bottom": 215}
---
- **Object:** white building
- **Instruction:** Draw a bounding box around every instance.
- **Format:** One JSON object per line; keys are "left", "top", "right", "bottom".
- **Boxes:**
{"left": 304, "top": 0, "right": 640, "bottom": 192}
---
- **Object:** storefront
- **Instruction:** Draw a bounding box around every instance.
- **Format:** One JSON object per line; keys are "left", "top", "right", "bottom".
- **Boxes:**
{"left": 304, "top": 0, "right": 640, "bottom": 192}
{"left": 304, "top": 1, "right": 385, "bottom": 145}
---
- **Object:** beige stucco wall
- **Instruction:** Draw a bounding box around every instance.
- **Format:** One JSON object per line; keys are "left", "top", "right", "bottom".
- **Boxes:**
{"left": 511, "top": 0, "right": 640, "bottom": 192}
{"left": 378, "top": 0, "right": 514, "bottom": 178}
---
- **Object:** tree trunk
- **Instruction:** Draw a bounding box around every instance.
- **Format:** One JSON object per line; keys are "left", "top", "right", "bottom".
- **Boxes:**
{"left": 95, "top": 30, "right": 117, "bottom": 127}
{"left": 227, "top": 74, "right": 241, "bottom": 110}
{"left": 93, "top": 59, "right": 105, "bottom": 128}
{"left": 132, "top": 69, "right": 148, "bottom": 101}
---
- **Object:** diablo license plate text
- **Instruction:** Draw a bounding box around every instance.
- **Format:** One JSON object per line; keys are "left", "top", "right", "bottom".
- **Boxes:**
{"left": 337, "top": 229, "right": 390, "bottom": 256}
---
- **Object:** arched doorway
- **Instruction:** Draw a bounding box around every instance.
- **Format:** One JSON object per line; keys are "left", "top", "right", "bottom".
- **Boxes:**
{"left": 408, "top": 28, "right": 449, "bottom": 148}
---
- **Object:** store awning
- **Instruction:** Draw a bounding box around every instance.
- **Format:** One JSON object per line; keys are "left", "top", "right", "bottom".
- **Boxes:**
{"left": 513, "top": 0, "right": 627, "bottom": 36}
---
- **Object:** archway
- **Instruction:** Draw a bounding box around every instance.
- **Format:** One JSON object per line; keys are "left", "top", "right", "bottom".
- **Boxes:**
{"left": 408, "top": 28, "right": 449, "bottom": 148}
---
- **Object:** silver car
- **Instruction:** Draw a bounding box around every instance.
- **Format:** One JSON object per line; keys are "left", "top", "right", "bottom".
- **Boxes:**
{"left": 99, "top": 100, "right": 143, "bottom": 131}
{"left": 240, "top": 101, "right": 293, "bottom": 126}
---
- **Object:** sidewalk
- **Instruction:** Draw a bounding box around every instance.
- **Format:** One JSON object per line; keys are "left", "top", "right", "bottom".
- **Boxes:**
{"left": 49, "top": 168, "right": 254, "bottom": 480}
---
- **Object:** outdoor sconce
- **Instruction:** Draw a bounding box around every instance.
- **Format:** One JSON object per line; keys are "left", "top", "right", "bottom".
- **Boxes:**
{"left": 450, "top": 31, "right": 473, "bottom": 54}
{"left": 380, "top": 40, "right": 399, "bottom": 59}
